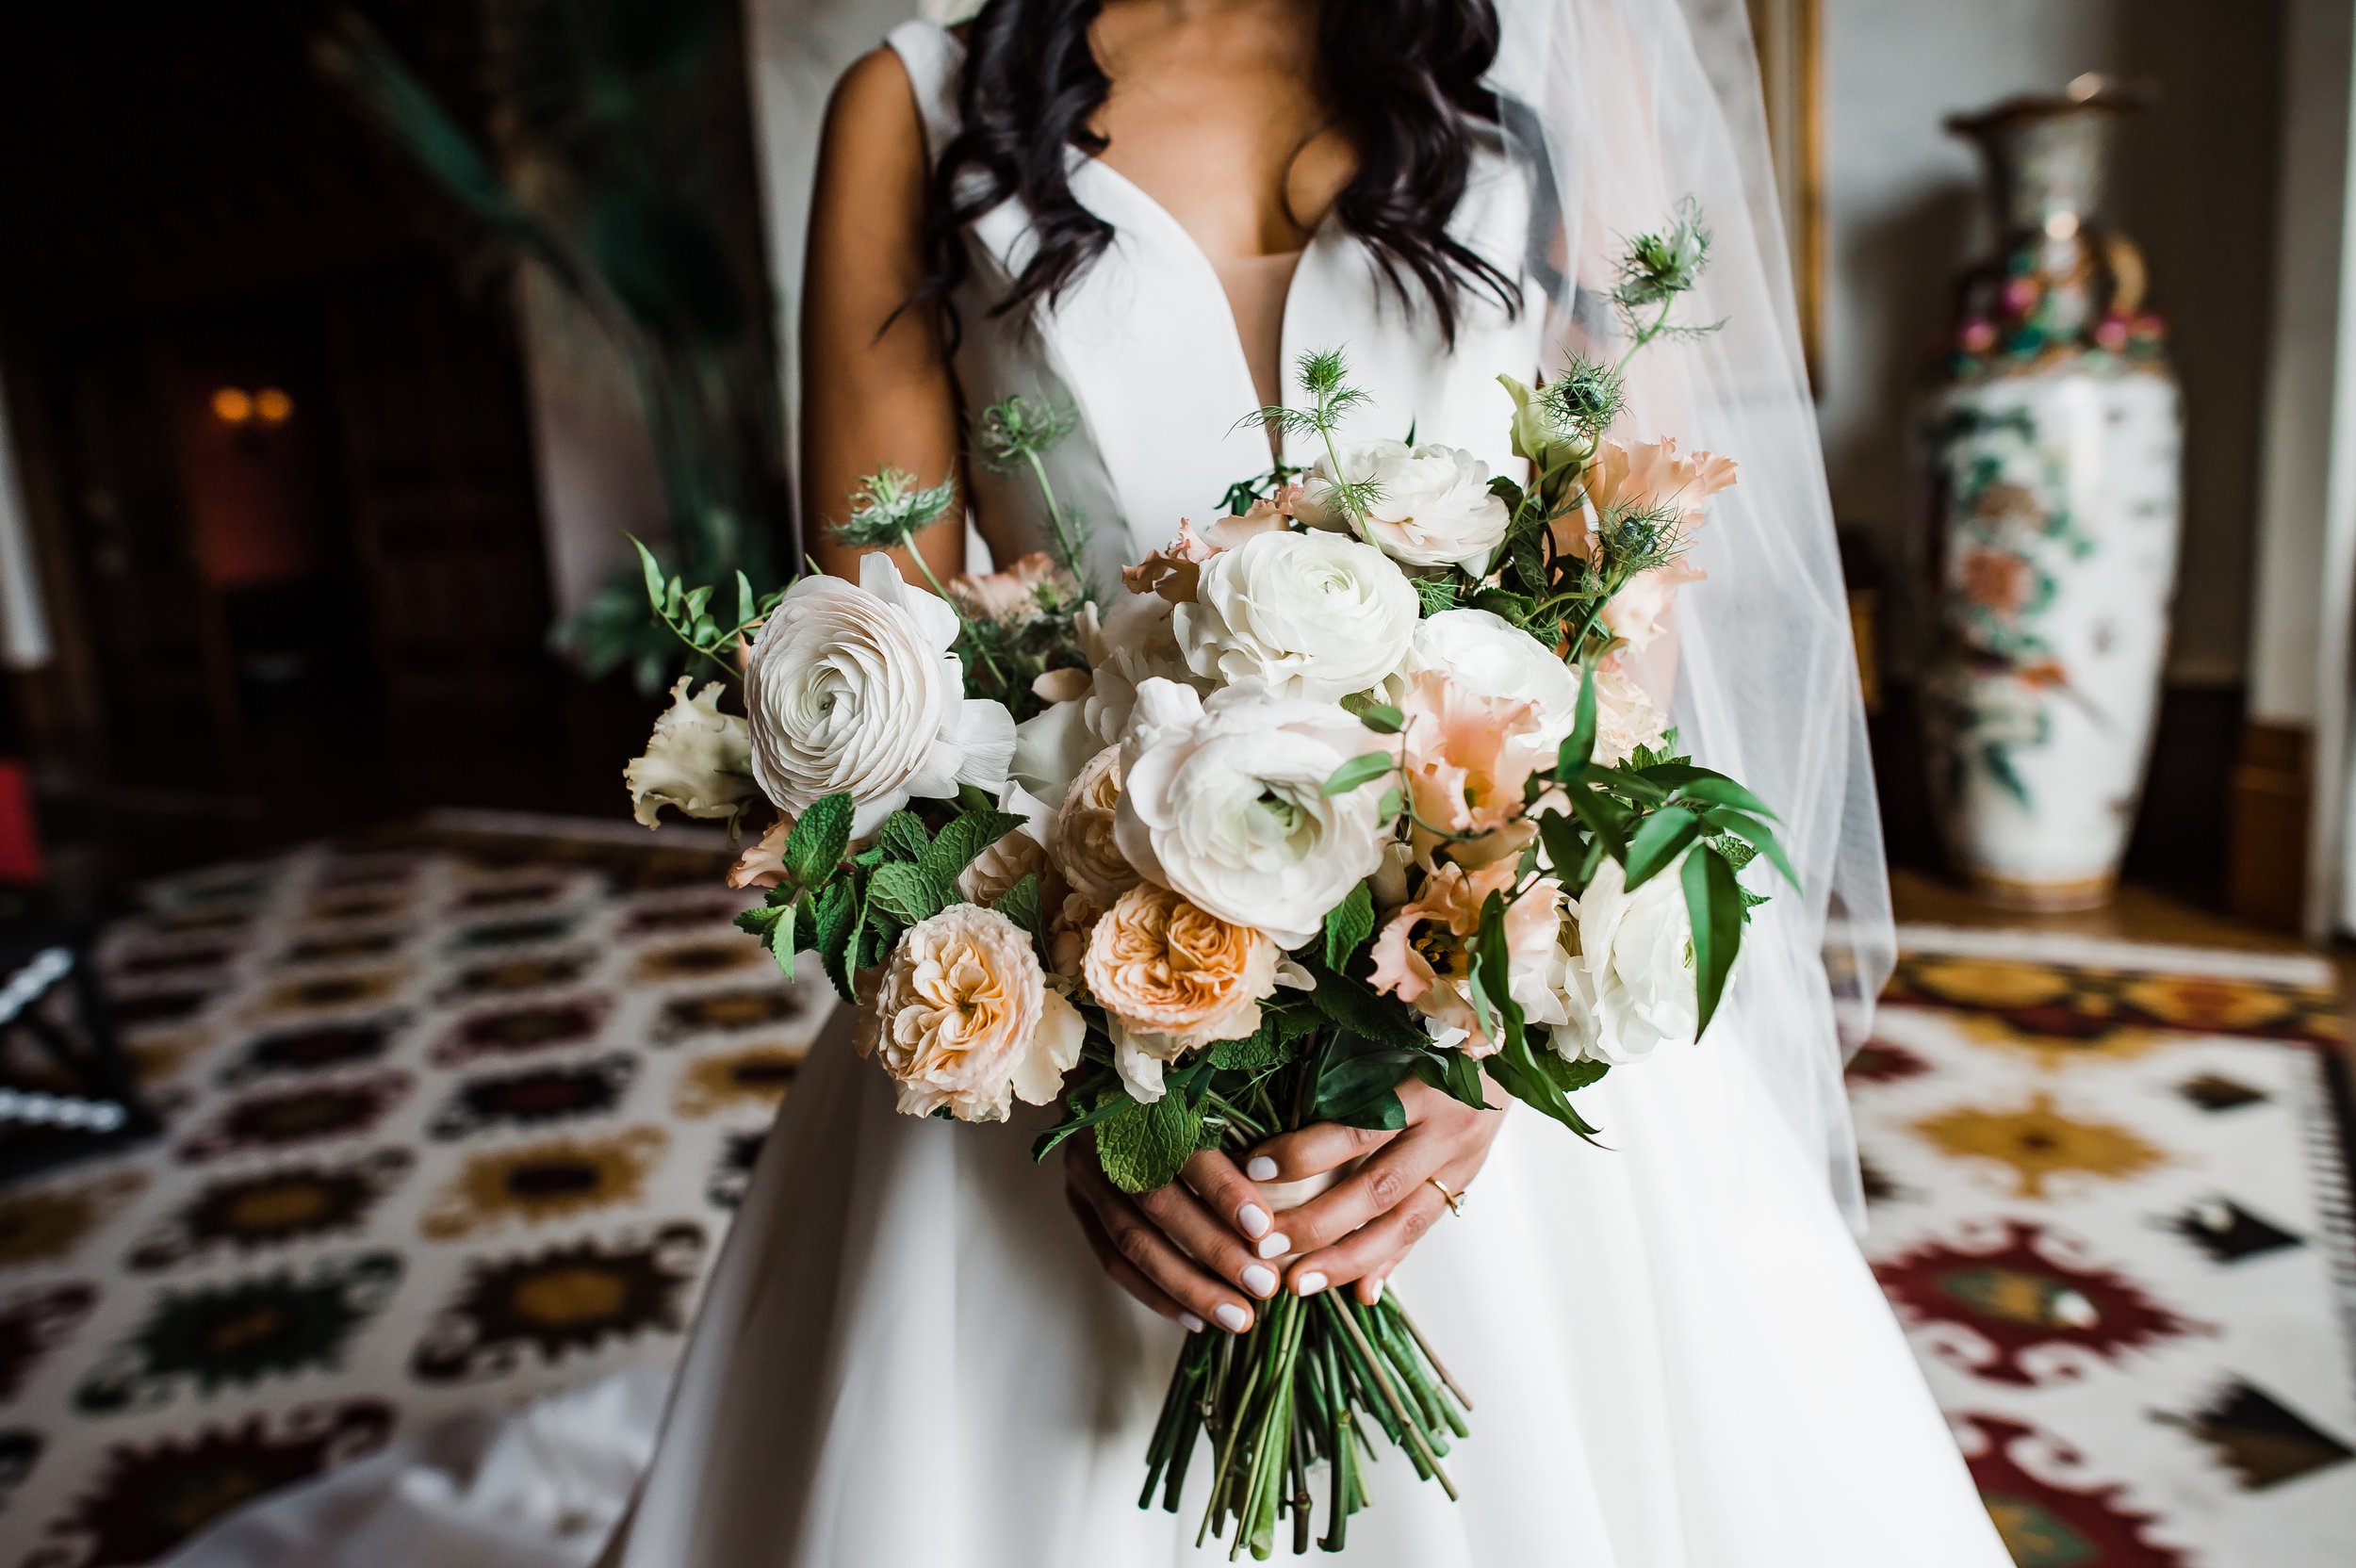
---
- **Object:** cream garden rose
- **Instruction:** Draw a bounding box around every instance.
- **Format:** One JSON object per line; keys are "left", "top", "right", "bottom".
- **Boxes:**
{"left": 861, "top": 903, "right": 1085, "bottom": 1121}
{"left": 626, "top": 678, "right": 762, "bottom": 831}
{"left": 1554, "top": 855, "right": 1702, "bottom": 1064}
{"left": 1052, "top": 744, "right": 1141, "bottom": 906}
{"left": 1084, "top": 883, "right": 1284, "bottom": 1101}
{"left": 1173, "top": 529, "right": 1417, "bottom": 702}
{"left": 744, "top": 553, "right": 1016, "bottom": 838}
{"left": 1115, "top": 679, "right": 1389, "bottom": 948}
{"left": 1301, "top": 438, "right": 1510, "bottom": 573}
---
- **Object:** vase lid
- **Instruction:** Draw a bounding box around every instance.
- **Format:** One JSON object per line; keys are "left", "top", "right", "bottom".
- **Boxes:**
{"left": 1945, "top": 74, "right": 2154, "bottom": 139}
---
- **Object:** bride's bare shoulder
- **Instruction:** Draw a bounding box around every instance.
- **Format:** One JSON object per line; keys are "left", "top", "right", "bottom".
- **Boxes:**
{"left": 822, "top": 45, "right": 926, "bottom": 170}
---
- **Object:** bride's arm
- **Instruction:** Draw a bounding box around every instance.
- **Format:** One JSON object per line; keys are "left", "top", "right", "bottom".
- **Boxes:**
{"left": 800, "top": 47, "right": 968, "bottom": 584}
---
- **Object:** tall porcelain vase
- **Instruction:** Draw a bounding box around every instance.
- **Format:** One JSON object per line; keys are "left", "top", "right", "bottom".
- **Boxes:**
{"left": 1921, "top": 78, "right": 2183, "bottom": 911}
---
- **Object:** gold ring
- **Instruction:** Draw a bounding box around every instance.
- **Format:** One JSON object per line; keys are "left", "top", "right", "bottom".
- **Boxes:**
{"left": 1428, "top": 1177, "right": 1464, "bottom": 1217}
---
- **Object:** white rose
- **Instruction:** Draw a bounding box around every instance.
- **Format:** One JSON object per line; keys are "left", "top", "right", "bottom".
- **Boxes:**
{"left": 1398, "top": 610, "right": 1585, "bottom": 750}
{"left": 625, "top": 678, "right": 761, "bottom": 830}
{"left": 744, "top": 554, "right": 1016, "bottom": 838}
{"left": 1553, "top": 856, "right": 1700, "bottom": 1064}
{"left": 1301, "top": 439, "right": 1509, "bottom": 573}
{"left": 1174, "top": 530, "right": 1418, "bottom": 702}
{"left": 1115, "top": 679, "right": 1389, "bottom": 948}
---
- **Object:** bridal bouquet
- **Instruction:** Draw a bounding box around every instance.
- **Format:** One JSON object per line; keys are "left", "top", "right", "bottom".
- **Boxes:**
{"left": 625, "top": 205, "right": 1786, "bottom": 1557}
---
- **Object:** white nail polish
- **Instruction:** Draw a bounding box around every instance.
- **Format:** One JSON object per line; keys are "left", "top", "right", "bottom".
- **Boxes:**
{"left": 1256, "top": 1232, "right": 1290, "bottom": 1259}
{"left": 1179, "top": 1311, "right": 1206, "bottom": 1332}
{"left": 1215, "top": 1302, "right": 1251, "bottom": 1332}
{"left": 1366, "top": 1276, "right": 1385, "bottom": 1303}
{"left": 1296, "top": 1271, "right": 1330, "bottom": 1297}
{"left": 1236, "top": 1203, "right": 1271, "bottom": 1239}
{"left": 1243, "top": 1264, "right": 1278, "bottom": 1297}
{"left": 1246, "top": 1156, "right": 1278, "bottom": 1182}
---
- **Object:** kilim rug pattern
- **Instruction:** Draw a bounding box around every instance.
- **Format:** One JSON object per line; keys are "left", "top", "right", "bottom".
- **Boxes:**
{"left": 1859, "top": 926, "right": 2356, "bottom": 1565}
{"left": 0, "top": 816, "right": 820, "bottom": 1567}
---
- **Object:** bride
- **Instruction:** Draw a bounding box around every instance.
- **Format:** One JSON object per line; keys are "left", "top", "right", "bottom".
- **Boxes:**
{"left": 591, "top": 1, "right": 2012, "bottom": 1564}
{"left": 165, "top": 1, "right": 2010, "bottom": 1563}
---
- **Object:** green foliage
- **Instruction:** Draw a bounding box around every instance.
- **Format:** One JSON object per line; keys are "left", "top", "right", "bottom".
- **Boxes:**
{"left": 1323, "top": 752, "right": 1396, "bottom": 798}
{"left": 1682, "top": 844, "right": 1744, "bottom": 1035}
{"left": 1610, "top": 199, "right": 1726, "bottom": 359}
{"left": 1323, "top": 882, "right": 1376, "bottom": 971}
{"left": 1098, "top": 1092, "right": 1204, "bottom": 1193}
{"left": 1243, "top": 350, "right": 1382, "bottom": 538}
{"left": 782, "top": 793, "right": 854, "bottom": 888}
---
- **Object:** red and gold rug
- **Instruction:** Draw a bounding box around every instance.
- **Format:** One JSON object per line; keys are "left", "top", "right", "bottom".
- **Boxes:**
{"left": 1859, "top": 926, "right": 2356, "bottom": 1566}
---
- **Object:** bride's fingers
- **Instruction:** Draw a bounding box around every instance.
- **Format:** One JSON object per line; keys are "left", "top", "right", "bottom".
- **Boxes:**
{"left": 1282, "top": 1169, "right": 1462, "bottom": 1296}
{"left": 1135, "top": 1180, "right": 1286, "bottom": 1300}
{"left": 1178, "top": 1150, "right": 1284, "bottom": 1252}
{"left": 1068, "top": 1152, "right": 1258, "bottom": 1333}
{"left": 1243, "top": 1119, "right": 1399, "bottom": 1184}
{"left": 1063, "top": 1187, "right": 1197, "bottom": 1330}
{"left": 1264, "top": 1130, "right": 1448, "bottom": 1254}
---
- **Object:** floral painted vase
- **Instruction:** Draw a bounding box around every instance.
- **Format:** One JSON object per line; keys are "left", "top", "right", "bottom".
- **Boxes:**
{"left": 1921, "top": 76, "right": 2183, "bottom": 911}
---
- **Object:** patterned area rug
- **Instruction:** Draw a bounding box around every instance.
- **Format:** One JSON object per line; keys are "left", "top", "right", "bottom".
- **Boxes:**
{"left": 1858, "top": 926, "right": 2356, "bottom": 1566}
{"left": 0, "top": 817, "right": 820, "bottom": 1568}
{"left": 0, "top": 824, "right": 2351, "bottom": 1566}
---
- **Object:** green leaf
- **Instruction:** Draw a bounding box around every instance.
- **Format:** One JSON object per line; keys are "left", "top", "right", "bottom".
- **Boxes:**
{"left": 783, "top": 793, "right": 856, "bottom": 889}
{"left": 1357, "top": 704, "right": 1406, "bottom": 735}
{"left": 1414, "top": 576, "right": 1462, "bottom": 616}
{"left": 1657, "top": 769, "right": 1775, "bottom": 819}
{"left": 1535, "top": 1054, "right": 1610, "bottom": 1097}
{"left": 1682, "top": 845, "right": 1744, "bottom": 1037}
{"left": 1097, "top": 1093, "right": 1203, "bottom": 1194}
{"left": 1314, "top": 1035, "right": 1415, "bottom": 1124}
{"left": 1323, "top": 882, "right": 1376, "bottom": 971}
{"left": 631, "top": 535, "right": 666, "bottom": 611}
{"left": 876, "top": 811, "right": 930, "bottom": 862}
{"left": 1209, "top": 1019, "right": 1297, "bottom": 1071}
{"left": 735, "top": 570, "right": 757, "bottom": 629}
{"left": 1302, "top": 958, "right": 1432, "bottom": 1051}
{"left": 1482, "top": 1030, "right": 1603, "bottom": 1139}
{"left": 1699, "top": 808, "right": 1800, "bottom": 890}
{"left": 993, "top": 870, "right": 1043, "bottom": 938}
{"left": 1559, "top": 661, "right": 1600, "bottom": 774}
{"left": 1337, "top": 1089, "right": 1406, "bottom": 1131}
{"left": 1622, "top": 806, "right": 1702, "bottom": 890}
{"left": 1031, "top": 1074, "right": 1131, "bottom": 1163}
{"left": 1322, "top": 751, "right": 1396, "bottom": 797}
{"left": 920, "top": 808, "right": 1024, "bottom": 887}
{"left": 812, "top": 879, "right": 859, "bottom": 999}
{"left": 1536, "top": 808, "right": 1588, "bottom": 882}
{"left": 1564, "top": 788, "right": 1630, "bottom": 866}
{"left": 1467, "top": 890, "right": 1521, "bottom": 1048}
{"left": 866, "top": 861, "right": 948, "bottom": 926}
{"left": 1376, "top": 785, "right": 1403, "bottom": 822}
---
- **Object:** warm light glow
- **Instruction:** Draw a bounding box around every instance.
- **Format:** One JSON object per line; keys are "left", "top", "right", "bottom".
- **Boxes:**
{"left": 254, "top": 387, "right": 294, "bottom": 424}
{"left": 211, "top": 387, "right": 254, "bottom": 424}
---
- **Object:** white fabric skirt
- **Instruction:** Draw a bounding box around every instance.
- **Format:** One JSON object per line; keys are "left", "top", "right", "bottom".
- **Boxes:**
{"left": 595, "top": 1009, "right": 2014, "bottom": 1567}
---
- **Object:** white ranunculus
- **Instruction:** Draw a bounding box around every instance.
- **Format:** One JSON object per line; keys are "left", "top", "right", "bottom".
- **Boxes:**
{"left": 1115, "top": 679, "right": 1390, "bottom": 948}
{"left": 1009, "top": 593, "right": 1205, "bottom": 807}
{"left": 1301, "top": 439, "right": 1510, "bottom": 573}
{"left": 1554, "top": 856, "right": 1701, "bottom": 1064}
{"left": 743, "top": 553, "right": 1016, "bottom": 838}
{"left": 1398, "top": 609, "right": 1585, "bottom": 750}
{"left": 625, "top": 677, "right": 762, "bottom": 830}
{"left": 1173, "top": 530, "right": 1418, "bottom": 702}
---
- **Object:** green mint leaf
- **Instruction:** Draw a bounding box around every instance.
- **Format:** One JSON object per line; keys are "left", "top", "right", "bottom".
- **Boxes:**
{"left": 783, "top": 793, "right": 856, "bottom": 889}
{"left": 1096, "top": 1092, "right": 1203, "bottom": 1194}
{"left": 1323, "top": 881, "right": 1376, "bottom": 971}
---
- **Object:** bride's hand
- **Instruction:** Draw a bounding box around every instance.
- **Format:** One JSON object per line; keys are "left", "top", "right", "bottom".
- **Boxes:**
{"left": 1245, "top": 1077, "right": 1504, "bottom": 1305}
{"left": 1064, "top": 1141, "right": 1292, "bottom": 1334}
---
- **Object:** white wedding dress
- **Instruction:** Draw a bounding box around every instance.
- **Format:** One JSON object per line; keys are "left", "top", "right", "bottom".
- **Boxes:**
{"left": 591, "top": 21, "right": 2011, "bottom": 1568}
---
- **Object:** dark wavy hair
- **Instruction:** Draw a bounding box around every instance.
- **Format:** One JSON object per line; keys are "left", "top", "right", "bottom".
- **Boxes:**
{"left": 914, "top": 0, "right": 1518, "bottom": 348}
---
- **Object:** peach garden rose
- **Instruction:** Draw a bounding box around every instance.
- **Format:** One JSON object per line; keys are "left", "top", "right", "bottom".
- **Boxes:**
{"left": 1083, "top": 883, "right": 1284, "bottom": 1101}
{"left": 861, "top": 903, "right": 1085, "bottom": 1122}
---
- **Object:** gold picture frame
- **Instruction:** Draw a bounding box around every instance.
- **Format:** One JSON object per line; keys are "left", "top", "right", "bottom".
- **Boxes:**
{"left": 1747, "top": 0, "right": 1826, "bottom": 391}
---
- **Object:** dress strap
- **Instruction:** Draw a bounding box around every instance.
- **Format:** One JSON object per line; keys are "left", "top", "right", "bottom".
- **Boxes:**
{"left": 885, "top": 20, "right": 962, "bottom": 163}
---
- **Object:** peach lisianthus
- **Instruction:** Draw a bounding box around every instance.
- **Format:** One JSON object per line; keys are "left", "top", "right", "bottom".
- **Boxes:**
{"left": 1367, "top": 861, "right": 1566, "bottom": 1055}
{"left": 1121, "top": 490, "right": 1301, "bottom": 605}
{"left": 1551, "top": 436, "right": 1736, "bottom": 655}
{"left": 1082, "top": 883, "right": 1293, "bottom": 1100}
{"left": 1396, "top": 669, "right": 1550, "bottom": 867}
{"left": 860, "top": 904, "right": 1085, "bottom": 1122}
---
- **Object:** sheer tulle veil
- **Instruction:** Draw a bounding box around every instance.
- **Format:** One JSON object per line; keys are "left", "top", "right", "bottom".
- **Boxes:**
{"left": 744, "top": 0, "right": 1893, "bottom": 1226}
